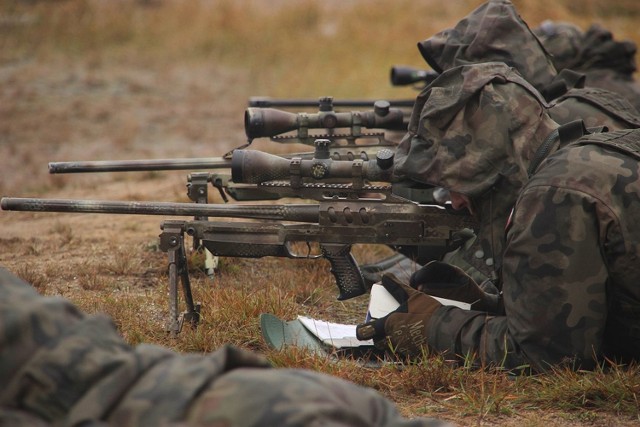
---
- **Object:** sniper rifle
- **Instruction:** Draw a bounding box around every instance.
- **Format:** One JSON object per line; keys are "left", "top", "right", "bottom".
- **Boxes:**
{"left": 1, "top": 143, "right": 475, "bottom": 334}
{"left": 48, "top": 100, "right": 409, "bottom": 202}
{"left": 48, "top": 99, "right": 406, "bottom": 175}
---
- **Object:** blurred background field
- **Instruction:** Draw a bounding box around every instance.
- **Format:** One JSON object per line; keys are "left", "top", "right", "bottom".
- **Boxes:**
{"left": 2, "top": 0, "right": 639, "bottom": 97}
{"left": 1, "top": 0, "right": 640, "bottom": 425}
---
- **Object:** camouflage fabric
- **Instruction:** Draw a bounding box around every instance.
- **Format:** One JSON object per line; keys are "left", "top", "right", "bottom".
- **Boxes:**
{"left": 534, "top": 21, "right": 637, "bottom": 78}
{"left": 395, "top": 62, "right": 640, "bottom": 369}
{"left": 534, "top": 21, "right": 640, "bottom": 111}
{"left": 409, "top": 1, "right": 640, "bottom": 283}
{"left": 0, "top": 267, "right": 449, "bottom": 427}
{"left": 431, "top": 129, "right": 640, "bottom": 371}
{"left": 532, "top": 20, "right": 583, "bottom": 72}
{"left": 417, "top": 0, "right": 556, "bottom": 95}
{"left": 417, "top": 0, "right": 640, "bottom": 124}
{"left": 549, "top": 87, "right": 640, "bottom": 131}
{"left": 395, "top": 61, "right": 559, "bottom": 282}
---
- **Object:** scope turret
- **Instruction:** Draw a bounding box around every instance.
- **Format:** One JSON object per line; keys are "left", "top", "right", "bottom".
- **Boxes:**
{"left": 244, "top": 99, "right": 406, "bottom": 139}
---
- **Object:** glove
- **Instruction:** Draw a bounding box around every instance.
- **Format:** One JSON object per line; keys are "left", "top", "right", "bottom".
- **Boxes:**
{"left": 409, "top": 261, "right": 499, "bottom": 312}
{"left": 356, "top": 273, "right": 442, "bottom": 358}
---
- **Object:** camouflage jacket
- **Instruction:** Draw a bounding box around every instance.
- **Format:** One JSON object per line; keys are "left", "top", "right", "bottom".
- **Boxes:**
{"left": 417, "top": 0, "right": 555, "bottom": 95}
{"left": 428, "top": 129, "right": 640, "bottom": 371}
{"left": 417, "top": 0, "right": 640, "bottom": 128}
{"left": 0, "top": 268, "right": 446, "bottom": 427}
{"left": 534, "top": 21, "right": 640, "bottom": 112}
{"left": 395, "top": 62, "right": 561, "bottom": 284}
{"left": 410, "top": 1, "right": 640, "bottom": 282}
{"left": 394, "top": 62, "right": 640, "bottom": 370}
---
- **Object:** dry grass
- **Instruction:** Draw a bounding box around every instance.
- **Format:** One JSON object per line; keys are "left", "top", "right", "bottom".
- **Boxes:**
{"left": 2, "top": 0, "right": 640, "bottom": 425}
{"left": 4, "top": 0, "right": 637, "bottom": 98}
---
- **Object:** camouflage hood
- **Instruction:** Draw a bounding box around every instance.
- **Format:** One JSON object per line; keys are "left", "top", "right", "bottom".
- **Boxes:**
{"left": 417, "top": 0, "right": 557, "bottom": 94}
{"left": 532, "top": 21, "right": 584, "bottom": 72}
{"left": 535, "top": 21, "right": 637, "bottom": 77}
{"left": 394, "top": 62, "right": 558, "bottom": 199}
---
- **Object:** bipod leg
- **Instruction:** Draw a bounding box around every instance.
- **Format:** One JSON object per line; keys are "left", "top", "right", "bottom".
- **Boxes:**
{"left": 160, "top": 220, "right": 200, "bottom": 336}
{"left": 177, "top": 238, "right": 201, "bottom": 328}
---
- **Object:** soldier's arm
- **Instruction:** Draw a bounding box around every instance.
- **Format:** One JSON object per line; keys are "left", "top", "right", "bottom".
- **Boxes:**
{"left": 426, "top": 185, "right": 608, "bottom": 371}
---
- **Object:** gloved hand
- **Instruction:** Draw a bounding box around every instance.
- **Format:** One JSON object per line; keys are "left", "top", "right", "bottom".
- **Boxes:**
{"left": 356, "top": 273, "right": 442, "bottom": 358}
{"left": 410, "top": 261, "right": 499, "bottom": 312}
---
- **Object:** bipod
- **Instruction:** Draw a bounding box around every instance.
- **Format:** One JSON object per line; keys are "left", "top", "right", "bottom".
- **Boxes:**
{"left": 159, "top": 220, "right": 201, "bottom": 336}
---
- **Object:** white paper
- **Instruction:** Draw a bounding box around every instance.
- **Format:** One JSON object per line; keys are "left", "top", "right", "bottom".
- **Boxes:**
{"left": 430, "top": 296, "right": 471, "bottom": 310}
{"left": 296, "top": 284, "right": 472, "bottom": 349}
{"left": 297, "top": 316, "right": 373, "bottom": 348}
{"left": 367, "top": 283, "right": 401, "bottom": 319}
{"left": 367, "top": 282, "right": 471, "bottom": 321}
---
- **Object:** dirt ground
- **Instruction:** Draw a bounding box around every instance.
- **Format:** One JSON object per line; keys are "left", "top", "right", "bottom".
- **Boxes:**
{"left": 0, "top": 57, "right": 248, "bottom": 259}
{"left": 2, "top": 57, "right": 639, "bottom": 427}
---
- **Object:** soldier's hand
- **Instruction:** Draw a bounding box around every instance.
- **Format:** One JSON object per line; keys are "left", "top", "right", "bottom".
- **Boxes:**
{"left": 410, "top": 261, "right": 499, "bottom": 312}
{"left": 356, "top": 273, "right": 442, "bottom": 358}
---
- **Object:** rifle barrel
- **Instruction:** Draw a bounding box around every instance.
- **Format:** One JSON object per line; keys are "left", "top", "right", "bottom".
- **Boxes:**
{"left": 0, "top": 197, "right": 320, "bottom": 222}
{"left": 48, "top": 157, "right": 232, "bottom": 174}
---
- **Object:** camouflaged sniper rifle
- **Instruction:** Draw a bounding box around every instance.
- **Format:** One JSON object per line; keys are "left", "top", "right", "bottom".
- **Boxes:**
{"left": 49, "top": 97, "right": 407, "bottom": 202}
{"left": 44, "top": 98, "right": 413, "bottom": 285}
{"left": 1, "top": 140, "right": 476, "bottom": 335}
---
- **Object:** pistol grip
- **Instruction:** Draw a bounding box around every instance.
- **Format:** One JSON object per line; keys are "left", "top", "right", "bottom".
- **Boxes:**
{"left": 320, "top": 243, "right": 367, "bottom": 300}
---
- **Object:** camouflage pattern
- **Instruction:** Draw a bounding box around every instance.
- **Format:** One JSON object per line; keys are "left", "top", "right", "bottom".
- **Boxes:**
{"left": 395, "top": 61, "right": 560, "bottom": 283}
{"left": 429, "top": 129, "right": 640, "bottom": 371}
{"left": 532, "top": 21, "right": 583, "bottom": 72}
{"left": 417, "top": 1, "right": 640, "bottom": 124}
{"left": 549, "top": 87, "right": 640, "bottom": 131}
{"left": 417, "top": 0, "right": 556, "bottom": 94}
{"left": 394, "top": 61, "right": 640, "bottom": 370}
{"left": 409, "top": 0, "right": 640, "bottom": 284}
{"left": 534, "top": 21, "right": 640, "bottom": 111}
{"left": 0, "top": 267, "right": 449, "bottom": 426}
